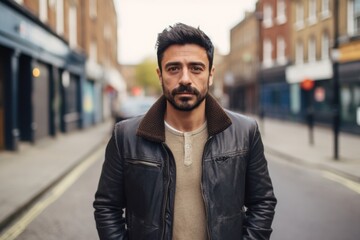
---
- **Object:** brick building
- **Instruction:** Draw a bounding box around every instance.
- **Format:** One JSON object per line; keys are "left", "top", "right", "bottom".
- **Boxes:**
{"left": 0, "top": 0, "right": 124, "bottom": 151}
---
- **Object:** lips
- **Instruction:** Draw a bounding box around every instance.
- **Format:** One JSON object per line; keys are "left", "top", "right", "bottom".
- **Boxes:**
{"left": 176, "top": 91, "right": 194, "bottom": 95}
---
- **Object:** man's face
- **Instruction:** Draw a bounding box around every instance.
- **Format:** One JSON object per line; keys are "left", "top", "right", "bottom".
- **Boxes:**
{"left": 157, "top": 44, "right": 214, "bottom": 111}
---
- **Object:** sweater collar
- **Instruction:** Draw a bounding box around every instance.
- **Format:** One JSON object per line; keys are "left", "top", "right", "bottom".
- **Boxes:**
{"left": 136, "top": 94, "right": 232, "bottom": 142}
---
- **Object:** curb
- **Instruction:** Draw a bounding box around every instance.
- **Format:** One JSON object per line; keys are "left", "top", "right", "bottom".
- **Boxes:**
{"left": 265, "top": 146, "right": 360, "bottom": 184}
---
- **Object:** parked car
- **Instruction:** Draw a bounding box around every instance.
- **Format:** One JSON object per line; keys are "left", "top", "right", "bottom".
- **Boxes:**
{"left": 115, "top": 96, "right": 157, "bottom": 123}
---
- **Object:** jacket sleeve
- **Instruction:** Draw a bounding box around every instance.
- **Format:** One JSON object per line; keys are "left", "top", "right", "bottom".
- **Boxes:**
{"left": 93, "top": 127, "right": 128, "bottom": 240}
{"left": 243, "top": 121, "right": 277, "bottom": 240}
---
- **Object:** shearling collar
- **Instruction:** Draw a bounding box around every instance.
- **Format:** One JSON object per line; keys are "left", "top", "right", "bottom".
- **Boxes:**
{"left": 136, "top": 94, "right": 232, "bottom": 142}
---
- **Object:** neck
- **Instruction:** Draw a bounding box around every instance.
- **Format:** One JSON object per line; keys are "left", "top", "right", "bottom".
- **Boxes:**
{"left": 164, "top": 100, "right": 206, "bottom": 132}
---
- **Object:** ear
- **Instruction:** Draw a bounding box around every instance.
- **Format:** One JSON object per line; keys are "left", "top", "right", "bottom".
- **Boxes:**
{"left": 156, "top": 68, "right": 162, "bottom": 83}
{"left": 208, "top": 66, "right": 215, "bottom": 86}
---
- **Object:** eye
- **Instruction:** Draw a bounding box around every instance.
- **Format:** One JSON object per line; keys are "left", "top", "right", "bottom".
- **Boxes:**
{"left": 166, "top": 66, "right": 180, "bottom": 73}
{"left": 190, "top": 65, "right": 204, "bottom": 73}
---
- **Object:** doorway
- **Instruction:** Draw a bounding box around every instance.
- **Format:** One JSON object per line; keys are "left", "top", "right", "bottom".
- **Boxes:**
{"left": 0, "top": 54, "right": 4, "bottom": 150}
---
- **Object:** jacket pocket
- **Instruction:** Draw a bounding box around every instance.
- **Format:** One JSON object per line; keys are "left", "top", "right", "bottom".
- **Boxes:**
{"left": 128, "top": 212, "right": 160, "bottom": 240}
{"left": 212, "top": 149, "right": 248, "bottom": 164}
{"left": 213, "top": 211, "right": 244, "bottom": 240}
{"left": 125, "top": 159, "right": 161, "bottom": 168}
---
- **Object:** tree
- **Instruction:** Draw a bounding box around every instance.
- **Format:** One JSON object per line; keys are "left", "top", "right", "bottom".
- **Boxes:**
{"left": 135, "top": 57, "right": 162, "bottom": 95}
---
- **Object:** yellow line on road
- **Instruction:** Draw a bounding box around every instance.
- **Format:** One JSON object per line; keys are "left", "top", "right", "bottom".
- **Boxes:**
{"left": 0, "top": 147, "right": 104, "bottom": 240}
{"left": 322, "top": 171, "right": 360, "bottom": 195}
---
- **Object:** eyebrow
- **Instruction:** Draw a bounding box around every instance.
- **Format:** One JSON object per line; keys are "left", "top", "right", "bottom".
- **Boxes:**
{"left": 164, "top": 61, "right": 206, "bottom": 69}
{"left": 164, "top": 62, "right": 181, "bottom": 69}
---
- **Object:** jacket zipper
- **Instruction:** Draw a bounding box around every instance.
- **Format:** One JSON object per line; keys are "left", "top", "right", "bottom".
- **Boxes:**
{"left": 161, "top": 144, "right": 171, "bottom": 240}
{"left": 201, "top": 136, "right": 213, "bottom": 240}
{"left": 126, "top": 160, "right": 161, "bottom": 168}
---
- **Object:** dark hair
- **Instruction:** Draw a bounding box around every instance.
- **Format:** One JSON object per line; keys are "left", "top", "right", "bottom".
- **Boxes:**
{"left": 156, "top": 23, "right": 214, "bottom": 73}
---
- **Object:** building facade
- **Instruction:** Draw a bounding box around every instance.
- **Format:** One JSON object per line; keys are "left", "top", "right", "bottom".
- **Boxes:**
{"left": 80, "top": 0, "right": 125, "bottom": 127}
{"left": 337, "top": 0, "right": 360, "bottom": 133}
{"left": 226, "top": 11, "right": 260, "bottom": 114}
{"left": 258, "top": 0, "right": 292, "bottom": 119}
{"left": 212, "top": 49, "right": 229, "bottom": 107}
{"left": 286, "top": 0, "right": 334, "bottom": 123}
{"left": 0, "top": 0, "right": 124, "bottom": 151}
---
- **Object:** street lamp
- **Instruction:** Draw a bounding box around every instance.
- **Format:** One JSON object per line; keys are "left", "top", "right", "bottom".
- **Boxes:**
{"left": 255, "top": 3, "right": 264, "bottom": 134}
{"left": 332, "top": 0, "right": 340, "bottom": 160}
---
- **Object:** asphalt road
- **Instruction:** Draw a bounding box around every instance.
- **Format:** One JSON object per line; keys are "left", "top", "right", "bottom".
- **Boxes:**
{"left": 12, "top": 151, "right": 360, "bottom": 240}
{"left": 268, "top": 154, "right": 360, "bottom": 240}
{"left": 14, "top": 153, "right": 103, "bottom": 240}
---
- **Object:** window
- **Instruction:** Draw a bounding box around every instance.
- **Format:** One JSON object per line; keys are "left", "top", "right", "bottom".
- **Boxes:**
{"left": 263, "top": 4, "right": 273, "bottom": 28}
{"left": 0, "top": 72, "right": 3, "bottom": 108}
{"left": 321, "top": 0, "right": 330, "bottom": 19}
{"left": 355, "top": 0, "right": 360, "bottom": 34}
{"left": 277, "top": 36, "right": 286, "bottom": 64}
{"left": 49, "top": 0, "right": 56, "bottom": 8}
{"left": 290, "top": 84, "right": 301, "bottom": 114}
{"left": 104, "top": 23, "right": 111, "bottom": 40}
{"left": 347, "top": 0, "right": 360, "bottom": 35}
{"left": 69, "top": 5, "right": 78, "bottom": 48}
{"left": 321, "top": 32, "right": 330, "bottom": 60}
{"left": 39, "top": 0, "right": 48, "bottom": 22}
{"left": 295, "top": 2, "right": 304, "bottom": 29}
{"left": 56, "top": 0, "right": 64, "bottom": 35}
{"left": 89, "top": 41, "right": 97, "bottom": 61}
{"left": 308, "top": 36, "right": 316, "bottom": 62}
{"left": 341, "top": 84, "right": 360, "bottom": 124}
{"left": 263, "top": 39, "right": 273, "bottom": 67}
{"left": 308, "top": 0, "right": 317, "bottom": 25}
{"left": 276, "top": 0, "right": 287, "bottom": 24}
{"left": 296, "top": 40, "right": 304, "bottom": 64}
{"left": 90, "top": 0, "right": 97, "bottom": 19}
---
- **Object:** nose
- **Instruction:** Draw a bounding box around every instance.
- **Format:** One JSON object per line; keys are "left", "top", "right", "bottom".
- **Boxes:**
{"left": 179, "top": 68, "right": 191, "bottom": 85}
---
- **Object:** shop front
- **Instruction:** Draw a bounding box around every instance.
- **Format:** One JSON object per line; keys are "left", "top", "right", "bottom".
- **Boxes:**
{"left": 83, "top": 60, "right": 104, "bottom": 128}
{"left": 0, "top": 50, "right": 4, "bottom": 150}
{"left": 260, "top": 65, "right": 291, "bottom": 119}
{"left": 286, "top": 59, "right": 333, "bottom": 123}
{"left": 0, "top": 1, "right": 85, "bottom": 151}
{"left": 338, "top": 39, "right": 360, "bottom": 134}
{"left": 339, "top": 61, "right": 360, "bottom": 134}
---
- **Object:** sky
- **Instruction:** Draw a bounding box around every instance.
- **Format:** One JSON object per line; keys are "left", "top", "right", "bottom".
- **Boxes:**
{"left": 116, "top": 0, "right": 257, "bottom": 65}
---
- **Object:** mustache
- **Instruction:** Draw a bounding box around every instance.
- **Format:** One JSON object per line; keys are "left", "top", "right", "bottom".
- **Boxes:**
{"left": 171, "top": 85, "right": 199, "bottom": 95}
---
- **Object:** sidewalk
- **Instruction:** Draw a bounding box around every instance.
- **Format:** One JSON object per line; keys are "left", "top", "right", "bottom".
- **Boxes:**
{"left": 256, "top": 117, "right": 360, "bottom": 183}
{"left": 0, "top": 120, "right": 113, "bottom": 231}
{"left": 0, "top": 116, "right": 359, "bottom": 232}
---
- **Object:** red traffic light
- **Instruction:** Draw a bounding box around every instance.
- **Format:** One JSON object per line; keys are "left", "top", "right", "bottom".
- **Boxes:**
{"left": 301, "top": 78, "right": 314, "bottom": 91}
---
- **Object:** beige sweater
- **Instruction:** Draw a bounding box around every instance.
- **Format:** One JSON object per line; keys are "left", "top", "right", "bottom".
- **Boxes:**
{"left": 165, "top": 121, "right": 208, "bottom": 240}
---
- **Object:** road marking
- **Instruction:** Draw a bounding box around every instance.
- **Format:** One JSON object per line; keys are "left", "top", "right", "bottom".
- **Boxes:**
{"left": 0, "top": 146, "right": 104, "bottom": 240}
{"left": 322, "top": 171, "right": 360, "bottom": 195}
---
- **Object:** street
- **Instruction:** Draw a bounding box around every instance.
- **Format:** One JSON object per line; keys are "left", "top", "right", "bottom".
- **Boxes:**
{"left": 269, "top": 155, "right": 360, "bottom": 240}
{"left": 14, "top": 153, "right": 103, "bottom": 240}
{"left": 11, "top": 152, "right": 360, "bottom": 240}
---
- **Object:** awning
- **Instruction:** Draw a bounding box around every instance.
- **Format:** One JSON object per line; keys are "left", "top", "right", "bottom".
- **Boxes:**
{"left": 85, "top": 60, "right": 103, "bottom": 80}
{"left": 104, "top": 68, "right": 127, "bottom": 94}
{"left": 286, "top": 59, "right": 333, "bottom": 83}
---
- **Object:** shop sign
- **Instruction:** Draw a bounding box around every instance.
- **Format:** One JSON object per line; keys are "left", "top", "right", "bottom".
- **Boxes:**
{"left": 314, "top": 87, "right": 325, "bottom": 102}
{"left": 17, "top": 21, "right": 68, "bottom": 56}
{"left": 339, "top": 41, "right": 360, "bottom": 63}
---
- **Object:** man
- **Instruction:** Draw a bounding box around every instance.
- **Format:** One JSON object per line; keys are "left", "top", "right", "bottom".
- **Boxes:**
{"left": 94, "top": 23, "right": 277, "bottom": 240}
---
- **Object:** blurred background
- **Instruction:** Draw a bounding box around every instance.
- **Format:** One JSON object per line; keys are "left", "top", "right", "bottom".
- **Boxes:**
{"left": 0, "top": 0, "right": 360, "bottom": 240}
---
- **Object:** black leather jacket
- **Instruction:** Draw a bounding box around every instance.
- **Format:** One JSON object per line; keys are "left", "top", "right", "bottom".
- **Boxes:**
{"left": 94, "top": 95, "right": 277, "bottom": 240}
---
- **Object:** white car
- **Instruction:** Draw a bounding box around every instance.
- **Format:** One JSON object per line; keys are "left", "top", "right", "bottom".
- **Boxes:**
{"left": 115, "top": 96, "right": 157, "bottom": 122}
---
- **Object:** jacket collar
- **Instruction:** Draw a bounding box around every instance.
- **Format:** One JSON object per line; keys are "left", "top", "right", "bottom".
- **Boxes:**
{"left": 136, "top": 94, "right": 232, "bottom": 142}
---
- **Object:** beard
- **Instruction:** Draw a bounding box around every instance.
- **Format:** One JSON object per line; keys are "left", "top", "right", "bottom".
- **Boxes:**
{"left": 163, "top": 83, "right": 209, "bottom": 112}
